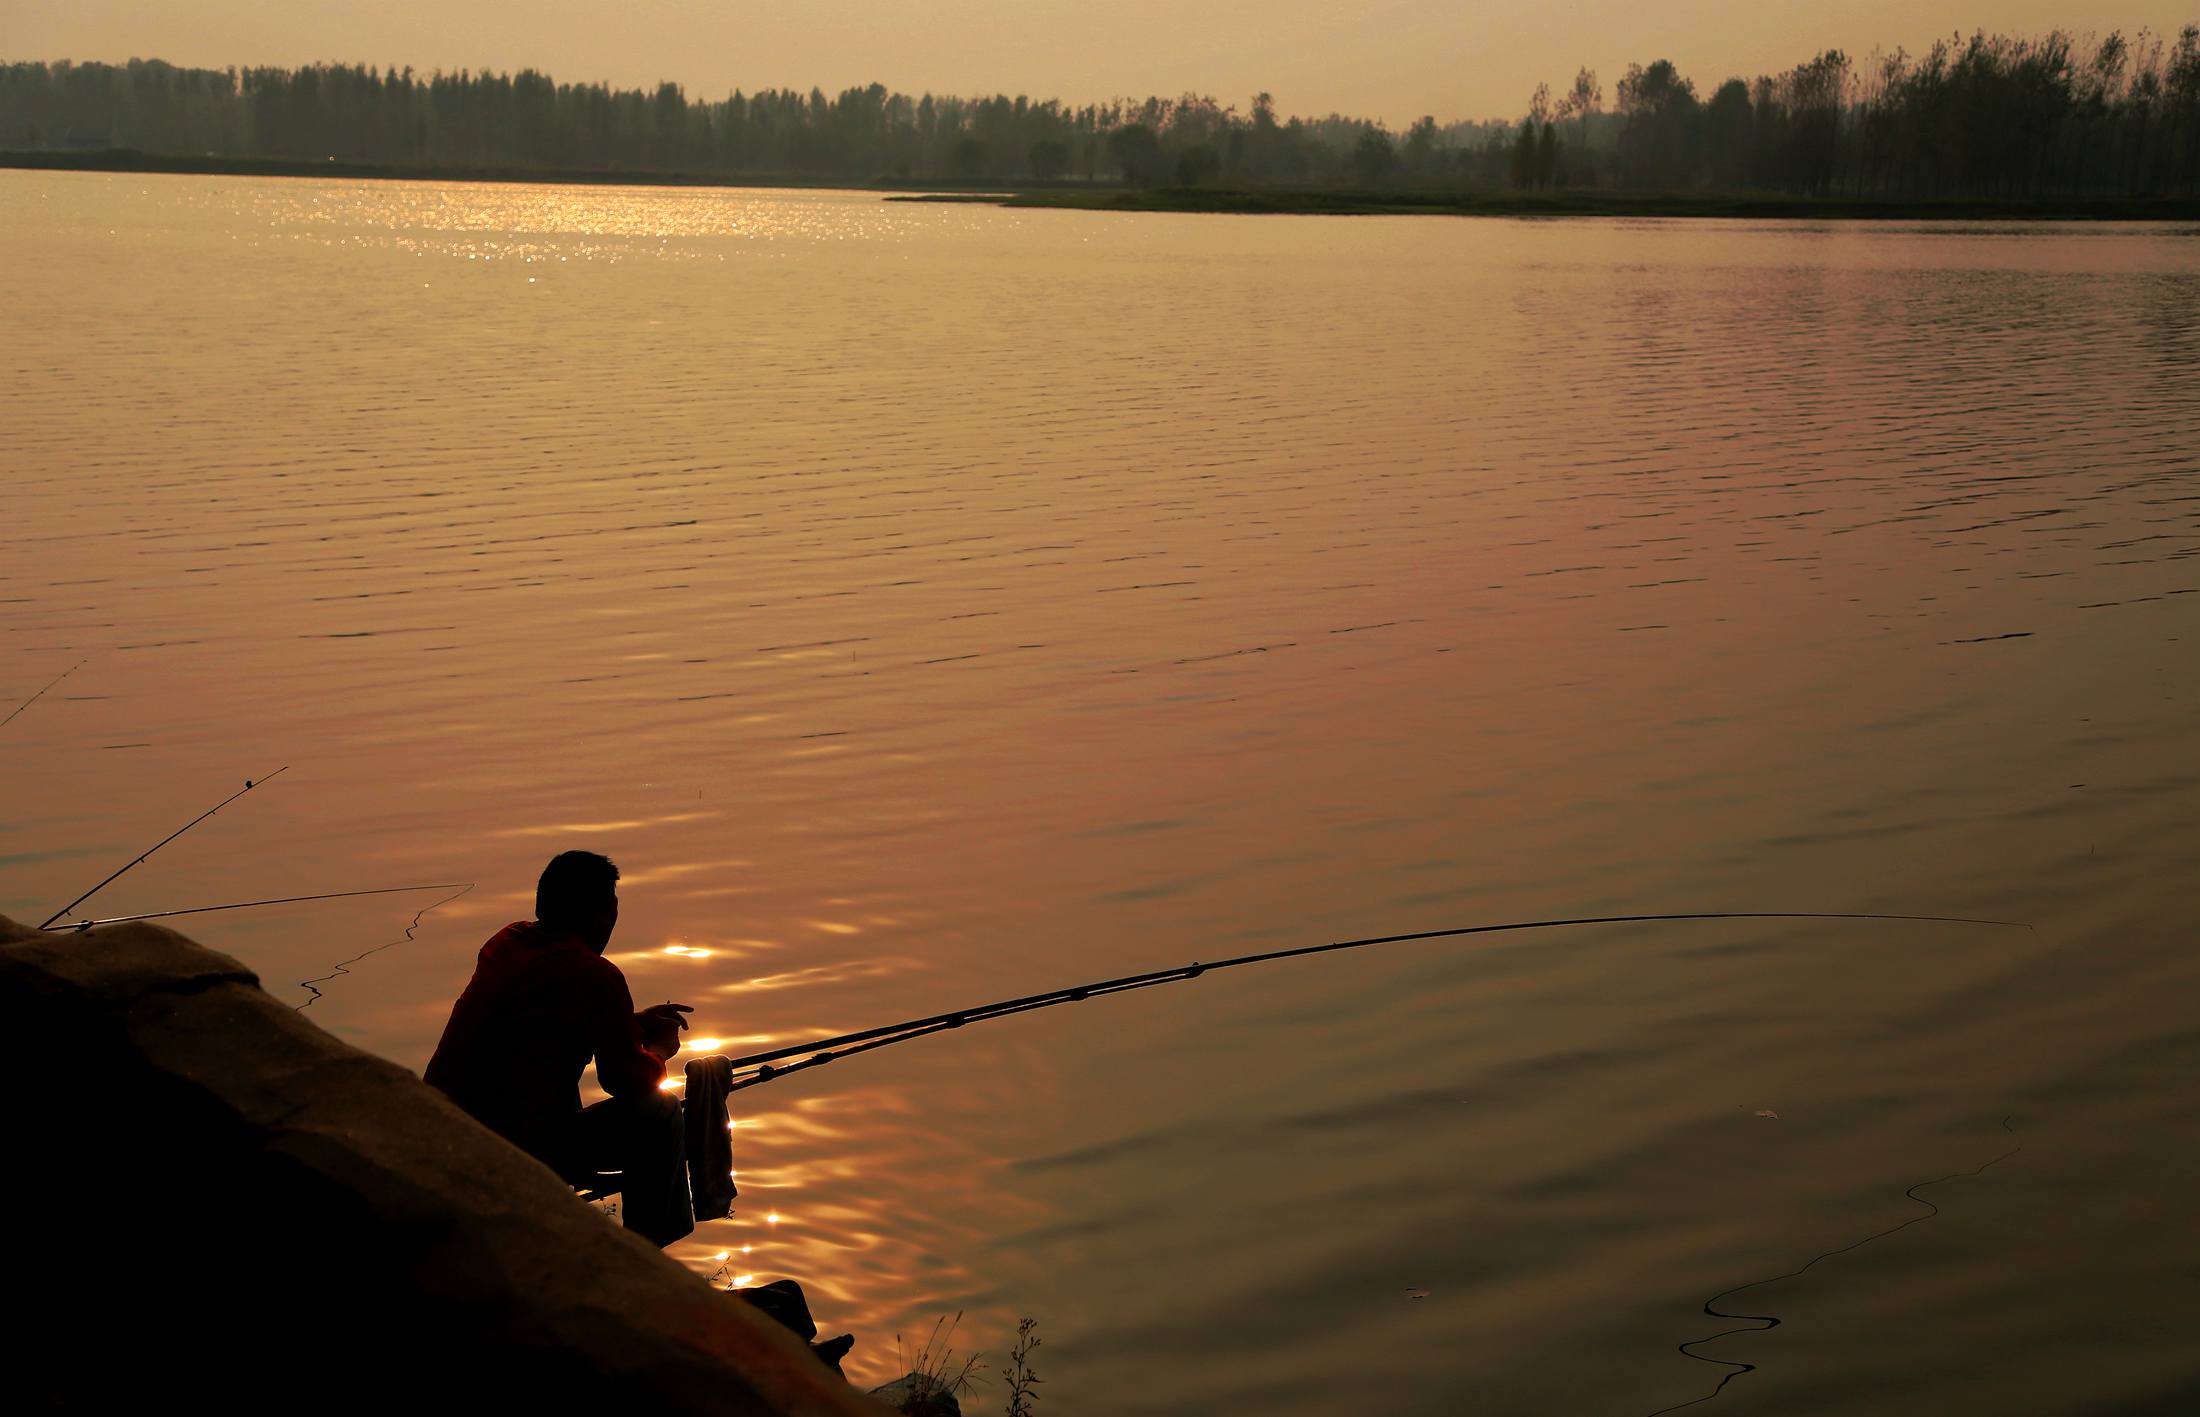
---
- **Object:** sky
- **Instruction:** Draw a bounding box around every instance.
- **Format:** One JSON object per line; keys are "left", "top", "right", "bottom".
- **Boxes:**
{"left": 5, "top": 0, "right": 2194, "bottom": 126}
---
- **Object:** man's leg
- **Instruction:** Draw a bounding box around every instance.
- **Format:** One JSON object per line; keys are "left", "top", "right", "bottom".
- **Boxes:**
{"left": 733, "top": 1281, "right": 854, "bottom": 1374}
{"left": 737, "top": 1279, "right": 818, "bottom": 1341}
{"left": 550, "top": 1092, "right": 692, "bottom": 1247}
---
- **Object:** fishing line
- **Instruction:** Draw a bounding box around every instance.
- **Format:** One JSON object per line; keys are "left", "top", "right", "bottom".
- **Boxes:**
{"left": 296, "top": 883, "right": 475, "bottom": 1010}
{"left": 40, "top": 883, "right": 475, "bottom": 932}
{"left": 1645, "top": 1115, "right": 2025, "bottom": 1416}
{"left": 1, "top": 659, "right": 82, "bottom": 730}
{"left": 719, "top": 911, "right": 2031, "bottom": 1092}
{"left": 38, "top": 766, "right": 290, "bottom": 930}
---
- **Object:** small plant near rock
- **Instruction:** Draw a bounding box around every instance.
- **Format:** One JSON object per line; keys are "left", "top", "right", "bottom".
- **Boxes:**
{"left": 1003, "top": 1318, "right": 1041, "bottom": 1417}
{"left": 871, "top": 1313, "right": 985, "bottom": 1415}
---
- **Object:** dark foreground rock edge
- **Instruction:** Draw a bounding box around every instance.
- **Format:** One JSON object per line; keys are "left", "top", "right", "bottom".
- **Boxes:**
{"left": 0, "top": 914, "right": 881, "bottom": 1415}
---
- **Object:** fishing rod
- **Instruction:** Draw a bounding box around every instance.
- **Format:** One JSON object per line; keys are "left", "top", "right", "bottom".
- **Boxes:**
{"left": 40, "top": 882, "right": 475, "bottom": 933}
{"left": 1, "top": 659, "right": 83, "bottom": 730}
{"left": 39, "top": 766, "right": 290, "bottom": 930}
{"left": 717, "top": 910, "right": 2030, "bottom": 1095}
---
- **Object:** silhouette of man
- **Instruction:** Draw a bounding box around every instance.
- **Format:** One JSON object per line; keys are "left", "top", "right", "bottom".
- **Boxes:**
{"left": 425, "top": 850, "right": 694, "bottom": 1243}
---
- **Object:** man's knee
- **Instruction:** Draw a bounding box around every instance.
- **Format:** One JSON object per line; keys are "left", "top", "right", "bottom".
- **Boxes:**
{"left": 596, "top": 1088, "right": 679, "bottom": 1126}
{"left": 602, "top": 1094, "right": 681, "bottom": 1163}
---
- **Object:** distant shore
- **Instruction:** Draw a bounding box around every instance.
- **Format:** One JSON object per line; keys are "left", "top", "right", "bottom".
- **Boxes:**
{"left": 904, "top": 188, "right": 2200, "bottom": 222}
{"left": 8, "top": 150, "right": 2196, "bottom": 222}
{"left": 0, "top": 147, "right": 896, "bottom": 190}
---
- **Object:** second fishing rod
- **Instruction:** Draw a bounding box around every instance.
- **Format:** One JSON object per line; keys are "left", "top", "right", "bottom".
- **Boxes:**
{"left": 716, "top": 908, "right": 2029, "bottom": 1095}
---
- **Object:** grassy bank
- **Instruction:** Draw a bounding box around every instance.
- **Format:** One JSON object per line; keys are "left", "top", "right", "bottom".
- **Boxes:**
{"left": 8, "top": 150, "right": 2195, "bottom": 221}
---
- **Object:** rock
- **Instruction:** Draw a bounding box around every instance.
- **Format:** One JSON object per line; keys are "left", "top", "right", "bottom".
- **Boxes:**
{"left": 0, "top": 914, "right": 879, "bottom": 1416}
{"left": 867, "top": 1373, "right": 965, "bottom": 1415}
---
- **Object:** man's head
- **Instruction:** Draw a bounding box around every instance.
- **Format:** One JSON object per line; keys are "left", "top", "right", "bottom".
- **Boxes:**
{"left": 536, "top": 850, "right": 620, "bottom": 952}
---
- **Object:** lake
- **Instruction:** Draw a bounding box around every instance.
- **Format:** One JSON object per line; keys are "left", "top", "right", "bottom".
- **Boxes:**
{"left": 3, "top": 172, "right": 2197, "bottom": 1414}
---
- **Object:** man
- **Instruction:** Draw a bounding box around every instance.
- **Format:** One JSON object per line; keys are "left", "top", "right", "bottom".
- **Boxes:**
{"left": 426, "top": 850, "right": 695, "bottom": 1243}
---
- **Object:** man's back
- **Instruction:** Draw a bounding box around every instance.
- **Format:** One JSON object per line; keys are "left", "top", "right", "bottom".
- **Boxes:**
{"left": 425, "top": 920, "right": 660, "bottom": 1157}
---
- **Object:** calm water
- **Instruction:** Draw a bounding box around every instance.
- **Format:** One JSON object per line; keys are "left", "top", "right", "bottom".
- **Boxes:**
{"left": 4, "top": 173, "right": 2198, "bottom": 1414}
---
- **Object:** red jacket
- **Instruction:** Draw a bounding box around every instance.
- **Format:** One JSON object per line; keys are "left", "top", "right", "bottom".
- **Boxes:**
{"left": 424, "top": 920, "right": 665, "bottom": 1158}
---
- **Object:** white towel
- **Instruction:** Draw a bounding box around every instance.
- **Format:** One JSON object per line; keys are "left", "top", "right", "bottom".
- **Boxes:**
{"left": 683, "top": 1054, "right": 738, "bottom": 1221}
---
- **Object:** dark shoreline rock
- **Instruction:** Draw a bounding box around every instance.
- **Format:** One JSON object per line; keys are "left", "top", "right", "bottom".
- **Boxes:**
{"left": 868, "top": 1374, "right": 965, "bottom": 1415}
{"left": 0, "top": 914, "right": 879, "bottom": 1416}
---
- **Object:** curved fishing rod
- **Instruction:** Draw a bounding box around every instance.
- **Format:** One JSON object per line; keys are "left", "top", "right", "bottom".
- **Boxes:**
{"left": 719, "top": 909, "right": 2030, "bottom": 1094}
{"left": 39, "top": 767, "right": 290, "bottom": 930}
{"left": 41, "top": 882, "right": 475, "bottom": 933}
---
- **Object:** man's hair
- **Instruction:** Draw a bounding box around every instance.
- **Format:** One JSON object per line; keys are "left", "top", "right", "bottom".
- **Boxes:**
{"left": 536, "top": 850, "right": 620, "bottom": 927}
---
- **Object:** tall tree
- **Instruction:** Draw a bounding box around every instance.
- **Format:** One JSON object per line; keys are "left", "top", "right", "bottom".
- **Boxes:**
{"left": 1703, "top": 78, "right": 1753, "bottom": 188}
{"left": 1616, "top": 59, "right": 1698, "bottom": 187}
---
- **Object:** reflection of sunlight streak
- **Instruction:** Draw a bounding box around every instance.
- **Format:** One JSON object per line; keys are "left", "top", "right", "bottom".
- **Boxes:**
{"left": 606, "top": 937, "right": 778, "bottom": 968}
{"left": 724, "top": 1166, "right": 827, "bottom": 1190}
{"left": 713, "top": 1029, "right": 835, "bottom": 1049}
{"left": 716, "top": 957, "right": 917, "bottom": 993}
{"left": 617, "top": 860, "right": 744, "bottom": 888}
{"left": 747, "top": 1109, "right": 857, "bottom": 1143}
{"left": 491, "top": 811, "right": 720, "bottom": 837}
{"left": 803, "top": 919, "right": 862, "bottom": 935}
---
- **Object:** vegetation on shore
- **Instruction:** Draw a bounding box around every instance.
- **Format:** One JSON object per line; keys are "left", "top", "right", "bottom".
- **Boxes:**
{"left": 0, "top": 144, "right": 848, "bottom": 187}
{"left": 907, "top": 187, "right": 2200, "bottom": 220}
{"left": 7, "top": 24, "right": 2199, "bottom": 205}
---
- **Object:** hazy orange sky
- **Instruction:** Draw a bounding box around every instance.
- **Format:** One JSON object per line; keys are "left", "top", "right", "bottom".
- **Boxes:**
{"left": 7, "top": 1, "right": 2193, "bottom": 125}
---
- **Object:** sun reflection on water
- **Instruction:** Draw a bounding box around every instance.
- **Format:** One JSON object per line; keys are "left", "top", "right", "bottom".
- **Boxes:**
{"left": 213, "top": 181, "right": 964, "bottom": 266}
{"left": 652, "top": 1069, "right": 1037, "bottom": 1383}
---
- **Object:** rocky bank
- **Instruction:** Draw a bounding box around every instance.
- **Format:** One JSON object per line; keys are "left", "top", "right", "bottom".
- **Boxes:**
{"left": 0, "top": 913, "right": 882, "bottom": 1415}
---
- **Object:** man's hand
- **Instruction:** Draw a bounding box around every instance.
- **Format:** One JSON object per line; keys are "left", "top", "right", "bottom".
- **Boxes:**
{"left": 638, "top": 1001, "right": 693, "bottom": 1062}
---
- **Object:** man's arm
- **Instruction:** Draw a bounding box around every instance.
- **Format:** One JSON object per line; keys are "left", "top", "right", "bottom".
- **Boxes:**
{"left": 586, "top": 960, "right": 669, "bottom": 1099}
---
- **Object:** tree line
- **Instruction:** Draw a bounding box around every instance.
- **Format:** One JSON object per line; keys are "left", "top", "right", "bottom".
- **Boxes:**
{"left": 5, "top": 24, "right": 2199, "bottom": 197}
